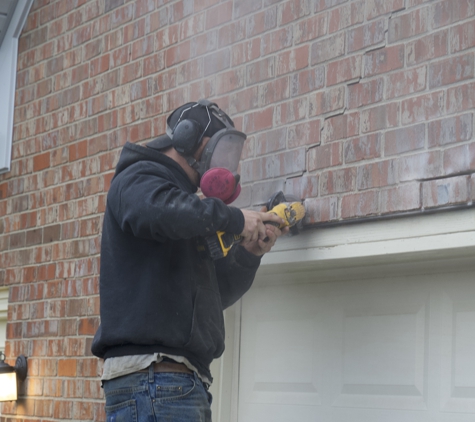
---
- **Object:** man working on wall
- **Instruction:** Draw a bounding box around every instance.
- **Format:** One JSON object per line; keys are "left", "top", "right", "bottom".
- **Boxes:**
{"left": 91, "top": 100, "right": 287, "bottom": 421}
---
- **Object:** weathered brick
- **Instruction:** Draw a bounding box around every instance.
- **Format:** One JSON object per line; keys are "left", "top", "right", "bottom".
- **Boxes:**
{"left": 331, "top": 0, "right": 365, "bottom": 33}
{"left": 278, "top": 0, "right": 312, "bottom": 26}
{"left": 303, "top": 196, "right": 339, "bottom": 224}
{"left": 432, "top": 0, "right": 475, "bottom": 29}
{"left": 381, "top": 183, "right": 421, "bottom": 214}
{"left": 385, "top": 124, "right": 425, "bottom": 156}
{"left": 386, "top": 66, "right": 426, "bottom": 100}
{"left": 258, "top": 76, "right": 290, "bottom": 106}
{"left": 388, "top": 7, "right": 429, "bottom": 43}
{"left": 285, "top": 175, "right": 319, "bottom": 199}
{"left": 309, "top": 86, "right": 345, "bottom": 117}
{"left": 233, "top": 0, "right": 261, "bottom": 18}
{"left": 347, "top": 19, "right": 386, "bottom": 53}
{"left": 341, "top": 190, "right": 379, "bottom": 218}
{"left": 348, "top": 78, "right": 384, "bottom": 109}
{"left": 320, "top": 167, "right": 357, "bottom": 195}
{"left": 246, "top": 57, "right": 275, "bottom": 85}
{"left": 428, "top": 114, "right": 473, "bottom": 147}
{"left": 366, "top": 0, "right": 405, "bottom": 20}
{"left": 364, "top": 45, "right": 405, "bottom": 77}
{"left": 443, "top": 143, "right": 475, "bottom": 175}
{"left": 247, "top": 7, "right": 277, "bottom": 38}
{"left": 243, "top": 106, "right": 274, "bottom": 134}
{"left": 423, "top": 175, "right": 469, "bottom": 208}
{"left": 287, "top": 119, "right": 321, "bottom": 148}
{"left": 344, "top": 133, "right": 382, "bottom": 163}
{"left": 357, "top": 160, "right": 398, "bottom": 190}
{"left": 327, "top": 55, "right": 361, "bottom": 86}
{"left": 274, "top": 98, "right": 308, "bottom": 126}
{"left": 428, "top": 53, "right": 475, "bottom": 89}
{"left": 261, "top": 26, "right": 293, "bottom": 57}
{"left": 218, "top": 20, "right": 246, "bottom": 48}
{"left": 294, "top": 13, "right": 326, "bottom": 44}
{"left": 231, "top": 38, "right": 261, "bottom": 66}
{"left": 290, "top": 67, "right": 325, "bottom": 97}
{"left": 276, "top": 45, "right": 309, "bottom": 76}
{"left": 401, "top": 91, "right": 444, "bottom": 125}
{"left": 450, "top": 20, "right": 475, "bottom": 53}
{"left": 398, "top": 151, "right": 442, "bottom": 182}
{"left": 310, "top": 33, "right": 345, "bottom": 65}
{"left": 308, "top": 142, "right": 342, "bottom": 171}
{"left": 407, "top": 30, "right": 448, "bottom": 66}
{"left": 361, "top": 102, "right": 399, "bottom": 133}
{"left": 447, "top": 82, "right": 475, "bottom": 114}
{"left": 315, "top": 0, "right": 347, "bottom": 13}
{"left": 322, "top": 112, "right": 359, "bottom": 143}
{"left": 206, "top": 2, "right": 232, "bottom": 29}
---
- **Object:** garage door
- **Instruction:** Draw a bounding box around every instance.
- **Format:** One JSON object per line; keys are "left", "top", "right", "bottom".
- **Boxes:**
{"left": 238, "top": 270, "right": 475, "bottom": 422}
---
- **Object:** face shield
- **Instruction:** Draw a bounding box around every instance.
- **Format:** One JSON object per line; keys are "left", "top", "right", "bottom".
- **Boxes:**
{"left": 197, "top": 128, "right": 246, "bottom": 205}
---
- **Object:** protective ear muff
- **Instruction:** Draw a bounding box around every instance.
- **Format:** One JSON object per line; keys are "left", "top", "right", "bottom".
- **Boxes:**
{"left": 172, "top": 119, "right": 203, "bottom": 155}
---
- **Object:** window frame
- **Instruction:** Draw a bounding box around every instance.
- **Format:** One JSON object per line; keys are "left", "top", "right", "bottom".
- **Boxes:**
{"left": 0, "top": 0, "right": 34, "bottom": 175}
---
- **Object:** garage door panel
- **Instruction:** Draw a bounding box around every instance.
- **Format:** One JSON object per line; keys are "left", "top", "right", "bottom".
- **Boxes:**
{"left": 239, "top": 271, "right": 475, "bottom": 422}
{"left": 441, "top": 282, "right": 475, "bottom": 413}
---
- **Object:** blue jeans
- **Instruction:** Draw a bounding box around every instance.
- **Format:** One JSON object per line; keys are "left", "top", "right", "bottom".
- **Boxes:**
{"left": 103, "top": 366, "right": 212, "bottom": 422}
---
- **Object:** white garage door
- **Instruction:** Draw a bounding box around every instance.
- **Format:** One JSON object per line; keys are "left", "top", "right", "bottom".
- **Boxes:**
{"left": 238, "top": 270, "right": 475, "bottom": 422}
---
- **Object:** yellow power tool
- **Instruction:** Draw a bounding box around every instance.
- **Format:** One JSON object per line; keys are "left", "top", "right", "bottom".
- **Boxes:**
{"left": 205, "top": 191, "right": 306, "bottom": 260}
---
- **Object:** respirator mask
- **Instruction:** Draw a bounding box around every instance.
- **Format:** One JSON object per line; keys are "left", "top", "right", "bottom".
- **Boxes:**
{"left": 166, "top": 100, "right": 247, "bottom": 204}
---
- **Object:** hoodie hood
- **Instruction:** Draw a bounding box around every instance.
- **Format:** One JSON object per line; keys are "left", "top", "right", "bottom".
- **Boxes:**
{"left": 113, "top": 142, "right": 198, "bottom": 193}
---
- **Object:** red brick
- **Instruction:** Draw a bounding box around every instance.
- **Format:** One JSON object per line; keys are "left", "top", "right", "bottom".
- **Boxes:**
{"left": 432, "top": 0, "right": 475, "bottom": 29}
{"left": 309, "top": 86, "right": 345, "bottom": 116}
{"left": 423, "top": 175, "right": 469, "bottom": 208}
{"left": 290, "top": 67, "right": 325, "bottom": 97}
{"left": 357, "top": 160, "right": 398, "bottom": 190}
{"left": 443, "top": 143, "right": 475, "bottom": 175}
{"left": 385, "top": 124, "right": 425, "bottom": 156}
{"left": 166, "top": 40, "right": 191, "bottom": 67}
{"left": 398, "top": 151, "right": 442, "bottom": 182}
{"left": 329, "top": 0, "right": 364, "bottom": 33}
{"left": 204, "top": 49, "right": 230, "bottom": 76}
{"left": 231, "top": 38, "right": 261, "bottom": 66}
{"left": 261, "top": 27, "right": 293, "bottom": 57}
{"left": 344, "top": 133, "right": 382, "bottom": 163}
{"left": 322, "top": 112, "right": 359, "bottom": 143}
{"left": 206, "top": 2, "right": 232, "bottom": 29}
{"left": 347, "top": 19, "right": 386, "bottom": 53}
{"left": 315, "top": 0, "right": 347, "bottom": 12}
{"left": 258, "top": 77, "right": 290, "bottom": 106}
{"left": 243, "top": 107, "right": 273, "bottom": 134}
{"left": 256, "top": 128, "right": 287, "bottom": 156}
{"left": 33, "top": 152, "right": 50, "bottom": 171}
{"left": 233, "top": 0, "right": 260, "bottom": 18}
{"left": 447, "top": 82, "right": 475, "bottom": 114}
{"left": 321, "top": 167, "right": 356, "bottom": 195}
{"left": 294, "top": 13, "right": 326, "bottom": 44}
{"left": 246, "top": 57, "right": 274, "bottom": 85}
{"left": 303, "top": 196, "right": 339, "bottom": 224}
{"left": 364, "top": 45, "right": 405, "bottom": 77}
{"left": 276, "top": 45, "right": 309, "bottom": 76}
{"left": 228, "top": 87, "right": 258, "bottom": 114}
{"left": 143, "top": 53, "right": 165, "bottom": 76}
{"left": 274, "top": 98, "right": 308, "bottom": 126}
{"left": 308, "top": 142, "right": 342, "bottom": 171}
{"left": 285, "top": 175, "right": 319, "bottom": 200}
{"left": 401, "top": 91, "right": 444, "bottom": 125}
{"left": 287, "top": 119, "right": 321, "bottom": 148}
{"left": 388, "top": 7, "right": 429, "bottom": 43}
{"left": 246, "top": 8, "right": 277, "bottom": 38}
{"left": 348, "top": 78, "right": 384, "bottom": 109}
{"left": 386, "top": 66, "right": 426, "bottom": 99}
{"left": 311, "top": 33, "right": 345, "bottom": 65}
{"left": 451, "top": 20, "right": 475, "bottom": 53}
{"left": 342, "top": 190, "right": 379, "bottom": 218}
{"left": 381, "top": 183, "right": 421, "bottom": 214}
{"left": 278, "top": 0, "right": 312, "bottom": 25}
{"left": 327, "top": 55, "right": 361, "bottom": 86}
{"left": 54, "top": 400, "right": 73, "bottom": 419}
{"left": 366, "top": 0, "right": 405, "bottom": 20}
{"left": 177, "top": 58, "right": 203, "bottom": 84}
{"left": 274, "top": 148, "right": 306, "bottom": 177}
{"left": 361, "top": 103, "right": 398, "bottom": 133}
{"left": 429, "top": 53, "right": 475, "bottom": 89}
{"left": 406, "top": 30, "right": 448, "bottom": 66}
{"left": 428, "top": 114, "right": 473, "bottom": 147}
{"left": 218, "top": 20, "right": 246, "bottom": 48}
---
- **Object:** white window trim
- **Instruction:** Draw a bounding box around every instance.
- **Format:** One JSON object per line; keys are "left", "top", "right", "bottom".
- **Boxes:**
{"left": 0, "top": 0, "right": 34, "bottom": 175}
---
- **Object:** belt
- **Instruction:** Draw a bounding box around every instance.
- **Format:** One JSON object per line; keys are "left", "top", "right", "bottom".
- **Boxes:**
{"left": 139, "top": 360, "right": 193, "bottom": 375}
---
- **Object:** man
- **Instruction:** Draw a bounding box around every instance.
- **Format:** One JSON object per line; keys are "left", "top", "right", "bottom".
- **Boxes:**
{"left": 91, "top": 100, "right": 287, "bottom": 421}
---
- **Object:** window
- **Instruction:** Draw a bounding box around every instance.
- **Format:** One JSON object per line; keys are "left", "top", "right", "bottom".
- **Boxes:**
{"left": 0, "top": 0, "right": 34, "bottom": 174}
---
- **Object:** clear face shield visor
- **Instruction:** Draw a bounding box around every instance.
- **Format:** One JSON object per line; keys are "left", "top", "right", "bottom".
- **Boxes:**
{"left": 198, "top": 129, "right": 246, "bottom": 204}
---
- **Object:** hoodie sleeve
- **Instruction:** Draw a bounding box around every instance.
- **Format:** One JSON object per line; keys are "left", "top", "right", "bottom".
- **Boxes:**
{"left": 214, "top": 245, "right": 262, "bottom": 309}
{"left": 108, "top": 161, "right": 244, "bottom": 242}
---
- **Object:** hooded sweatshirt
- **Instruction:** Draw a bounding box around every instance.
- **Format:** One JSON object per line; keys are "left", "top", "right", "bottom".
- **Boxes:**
{"left": 91, "top": 142, "right": 261, "bottom": 381}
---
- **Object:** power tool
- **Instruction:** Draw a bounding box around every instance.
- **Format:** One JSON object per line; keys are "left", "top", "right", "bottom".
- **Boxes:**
{"left": 205, "top": 191, "right": 306, "bottom": 260}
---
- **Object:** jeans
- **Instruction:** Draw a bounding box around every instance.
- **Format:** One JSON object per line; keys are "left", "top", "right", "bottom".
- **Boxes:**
{"left": 103, "top": 365, "right": 212, "bottom": 422}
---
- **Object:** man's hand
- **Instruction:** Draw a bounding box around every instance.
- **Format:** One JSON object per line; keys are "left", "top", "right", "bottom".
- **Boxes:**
{"left": 239, "top": 208, "right": 289, "bottom": 256}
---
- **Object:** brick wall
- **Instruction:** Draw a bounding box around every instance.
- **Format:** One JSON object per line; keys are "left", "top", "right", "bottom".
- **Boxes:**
{"left": 0, "top": 0, "right": 474, "bottom": 420}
